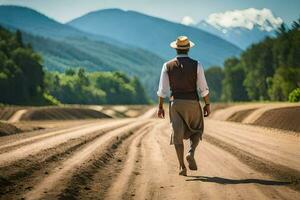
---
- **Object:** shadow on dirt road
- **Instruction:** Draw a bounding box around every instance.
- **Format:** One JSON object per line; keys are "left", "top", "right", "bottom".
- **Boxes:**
{"left": 186, "top": 176, "right": 291, "bottom": 186}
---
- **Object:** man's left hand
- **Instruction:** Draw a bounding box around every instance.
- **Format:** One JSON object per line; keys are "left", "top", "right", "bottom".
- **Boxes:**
{"left": 203, "top": 104, "right": 211, "bottom": 117}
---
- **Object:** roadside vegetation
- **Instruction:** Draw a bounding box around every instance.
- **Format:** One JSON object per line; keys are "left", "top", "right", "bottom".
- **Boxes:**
{"left": 206, "top": 18, "right": 300, "bottom": 102}
{"left": 0, "top": 26, "right": 149, "bottom": 105}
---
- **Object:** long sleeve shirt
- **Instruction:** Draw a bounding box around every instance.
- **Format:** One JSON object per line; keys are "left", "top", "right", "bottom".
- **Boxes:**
{"left": 157, "top": 55, "right": 209, "bottom": 98}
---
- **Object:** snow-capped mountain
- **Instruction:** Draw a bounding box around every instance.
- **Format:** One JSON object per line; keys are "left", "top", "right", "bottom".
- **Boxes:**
{"left": 193, "top": 8, "right": 283, "bottom": 49}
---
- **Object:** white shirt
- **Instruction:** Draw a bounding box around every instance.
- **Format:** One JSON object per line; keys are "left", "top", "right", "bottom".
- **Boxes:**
{"left": 157, "top": 55, "right": 209, "bottom": 98}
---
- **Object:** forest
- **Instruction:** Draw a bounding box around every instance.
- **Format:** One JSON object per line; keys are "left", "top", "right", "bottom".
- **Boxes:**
{"left": 0, "top": 26, "right": 149, "bottom": 105}
{"left": 206, "top": 18, "right": 300, "bottom": 102}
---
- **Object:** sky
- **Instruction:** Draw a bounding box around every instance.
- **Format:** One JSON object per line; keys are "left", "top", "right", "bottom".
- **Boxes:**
{"left": 0, "top": 0, "right": 299, "bottom": 25}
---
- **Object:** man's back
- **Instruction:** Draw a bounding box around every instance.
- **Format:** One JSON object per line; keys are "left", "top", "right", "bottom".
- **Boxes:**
{"left": 166, "top": 56, "right": 198, "bottom": 100}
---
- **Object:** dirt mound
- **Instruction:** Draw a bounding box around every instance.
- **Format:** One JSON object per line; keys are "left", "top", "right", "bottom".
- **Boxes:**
{"left": 227, "top": 108, "right": 257, "bottom": 122}
{"left": 0, "top": 107, "right": 21, "bottom": 120}
{"left": 20, "top": 107, "right": 112, "bottom": 121}
{"left": 0, "top": 122, "right": 21, "bottom": 136}
{"left": 210, "top": 103, "right": 233, "bottom": 113}
{"left": 210, "top": 103, "right": 300, "bottom": 132}
{"left": 253, "top": 106, "right": 300, "bottom": 132}
{"left": 210, "top": 104, "right": 263, "bottom": 121}
{"left": 100, "top": 105, "right": 152, "bottom": 118}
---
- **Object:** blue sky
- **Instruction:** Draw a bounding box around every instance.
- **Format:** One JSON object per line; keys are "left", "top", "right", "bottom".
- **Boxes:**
{"left": 0, "top": 0, "right": 299, "bottom": 24}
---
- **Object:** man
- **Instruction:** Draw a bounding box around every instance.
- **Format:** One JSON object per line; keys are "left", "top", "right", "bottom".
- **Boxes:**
{"left": 157, "top": 36, "right": 210, "bottom": 176}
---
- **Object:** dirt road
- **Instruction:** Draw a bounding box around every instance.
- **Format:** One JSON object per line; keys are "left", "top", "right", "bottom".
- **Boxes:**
{"left": 0, "top": 111, "right": 299, "bottom": 199}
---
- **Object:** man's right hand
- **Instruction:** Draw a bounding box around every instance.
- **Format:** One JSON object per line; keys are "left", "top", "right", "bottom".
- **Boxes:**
{"left": 157, "top": 107, "right": 165, "bottom": 118}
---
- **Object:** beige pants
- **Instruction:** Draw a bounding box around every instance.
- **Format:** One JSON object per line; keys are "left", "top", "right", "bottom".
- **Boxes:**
{"left": 169, "top": 99, "right": 204, "bottom": 151}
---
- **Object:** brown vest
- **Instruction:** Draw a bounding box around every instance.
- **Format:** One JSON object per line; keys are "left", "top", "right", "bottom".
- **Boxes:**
{"left": 166, "top": 56, "right": 199, "bottom": 100}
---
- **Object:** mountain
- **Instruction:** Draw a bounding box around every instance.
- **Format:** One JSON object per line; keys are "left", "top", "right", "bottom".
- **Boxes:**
{"left": 0, "top": 6, "right": 165, "bottom": 99}
{"left": 194, "top": 8, "right": 282, "bottom": 49}
{"left": 196, "top": 21, "right": 276, "bottom": 49}
{"left": 0, "top": 6, "right": 126, "bottom": 47}
{"left": 68, "top": 9, "right": 242, "bottom": 67}
{"left": 0, "top": 5, "right": 88, "bottom": 39}
{"left": 22, "top": 33, "right": 163, "bottom": 73}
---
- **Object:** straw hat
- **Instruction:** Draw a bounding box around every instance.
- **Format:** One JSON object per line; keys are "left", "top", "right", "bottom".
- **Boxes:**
{"left": 170, "top": 36, "right": 195, "bottom": 49}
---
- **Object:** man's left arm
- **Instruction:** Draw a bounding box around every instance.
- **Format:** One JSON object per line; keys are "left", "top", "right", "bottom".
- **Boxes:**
{"left": 197, "top": 62, "right": 211, "bottom": 117}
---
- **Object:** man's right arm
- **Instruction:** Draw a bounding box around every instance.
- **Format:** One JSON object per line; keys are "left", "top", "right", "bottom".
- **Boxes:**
{"left": 157, "top": 63, "right": 169, "bottom": 118}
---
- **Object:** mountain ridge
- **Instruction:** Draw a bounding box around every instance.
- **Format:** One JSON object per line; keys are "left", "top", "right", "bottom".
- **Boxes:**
{"left": 0, "top": 5, "right": 130, "bottom": 47}
{"left": 194, "top": 8, "right": 283, "bottom": 49}
{"left": 68, "top": 8, "right": 242, "bottom": 67}
{"left": 195, "top": 20, "right": 276, "bottom": 49}
{"left": 0, "top": 5, "right": 84, "bottom": 38}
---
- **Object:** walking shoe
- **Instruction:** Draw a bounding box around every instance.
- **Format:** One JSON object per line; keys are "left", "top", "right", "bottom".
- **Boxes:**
{"left": 179, "top": 167, "right": 187, "bottom": 176}
{"left": 186, "top": 153, "right": 197, "bottom": 170}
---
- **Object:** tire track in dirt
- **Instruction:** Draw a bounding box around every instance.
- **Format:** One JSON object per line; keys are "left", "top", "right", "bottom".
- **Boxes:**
{"left": 124, "top": 122, "right": 171, "bottom": 200}
{"left": 121, "top": 121, "right": 299, "bottom": 200}
{"left": 0, "top": 122, "right": 128, "bottom": 199}
{"left": 0, "top": 120, "right": 100, "bottom": 147}
{"left": 62, "top": 122, "right": 156, "bottom": 200}
{"left": 204, "top": 134, "right": 300, "bottom": 191}
{"left": 206, "top": 128, "right": 300, "bottom": 171}
{"left": 0, "top": 119, "right": 133, "bottom": 167}
{"left": 24, "top": 119, "right": 152, "bottom": 200}
{"left": 205, "top": 120, "right": 300, "bottom": 171}
{"left": 105, "top": 121, "right": 162, "bottom": 200}
{"left": 0, "top": 120, "right": 103, "bottom": 153}
{"left": 190, "top": 141, "right": 297, "bottom": 200}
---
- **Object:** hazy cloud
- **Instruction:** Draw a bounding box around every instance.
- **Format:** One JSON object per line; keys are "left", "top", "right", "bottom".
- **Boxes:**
{"left": 181, "top": 16, "right": 195, "bottom": 26}
{"left": 206, "top": 8, "right": 283, "bottom": 31}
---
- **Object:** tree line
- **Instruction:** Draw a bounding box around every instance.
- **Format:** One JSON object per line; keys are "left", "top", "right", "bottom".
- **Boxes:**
{"left": 0, "top": 26, "right": 149, "bottom": 105}
{"left": 206, "top": 18, "right": 300, "bottom": 102}
{"left": 45, "top": 69, "right": 149, "bottom": 105}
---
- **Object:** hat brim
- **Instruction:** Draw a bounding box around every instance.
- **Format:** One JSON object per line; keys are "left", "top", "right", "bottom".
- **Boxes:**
{"left": 170, "top": 41, "right": 195, "bottom": 49}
